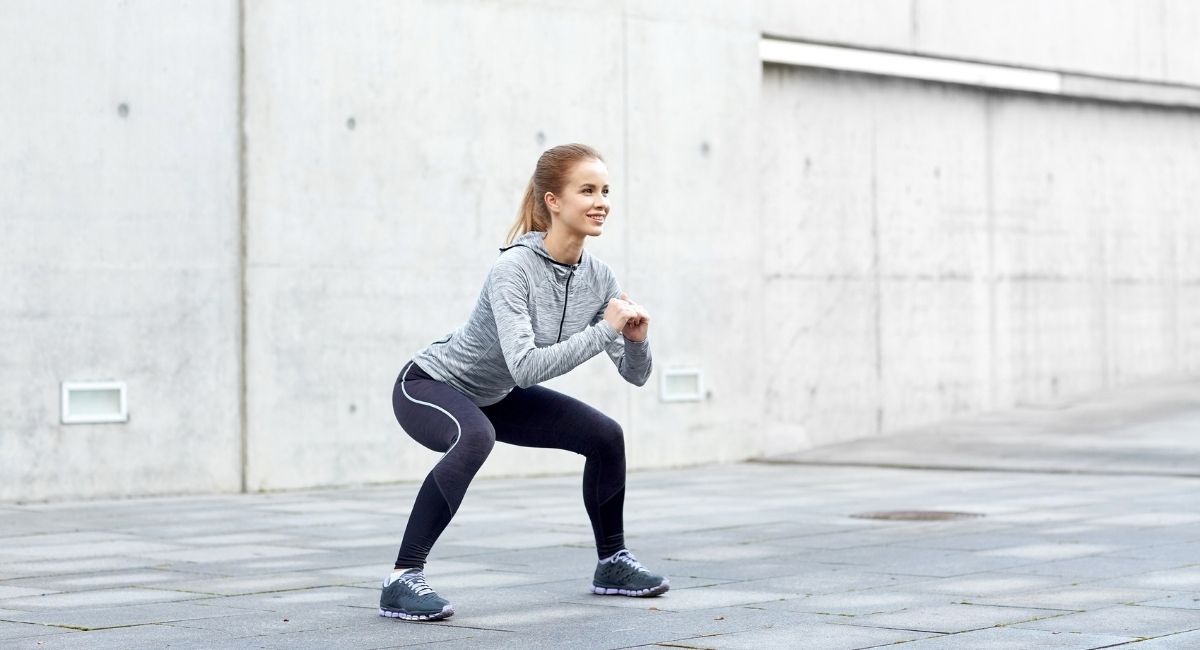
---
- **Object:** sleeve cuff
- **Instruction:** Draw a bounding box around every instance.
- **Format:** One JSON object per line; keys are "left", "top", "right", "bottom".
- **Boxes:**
{"left": 622, "top": 335, "right": 650, "bottom": 354}
{"left": 597, "top": 320, "right": 621, "bottom": 342}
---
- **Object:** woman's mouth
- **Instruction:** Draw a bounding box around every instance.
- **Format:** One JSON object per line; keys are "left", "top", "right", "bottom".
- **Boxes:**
{"left": 588, "top": 214, "right": 606, "bottom": 224}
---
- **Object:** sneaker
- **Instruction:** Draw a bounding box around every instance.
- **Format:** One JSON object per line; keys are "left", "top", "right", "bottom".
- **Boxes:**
{"left": 592, "top": 550, "right": 670, "bottom": 597}
{"left": 379, "top": 568, "right": 454, "bottom": 621}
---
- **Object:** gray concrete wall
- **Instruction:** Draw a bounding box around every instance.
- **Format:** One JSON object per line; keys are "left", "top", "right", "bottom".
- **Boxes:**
{"left": 759, "top": 67, "right": 1200, "bottom": 451}
{"left": 3, "top": 0, "right": 1198, "bottom": 500}
{"left": 0, "top": 1, "right": 242, "bottom": 501}
{"left": 240, "top": 0, "right": 765, "bottom": 490}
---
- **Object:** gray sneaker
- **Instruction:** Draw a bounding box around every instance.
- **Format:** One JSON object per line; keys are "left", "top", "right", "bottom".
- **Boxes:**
{"left": 592, "top": 550, "right": 670, "bottom": 597}
{"left": 379, "top": 569, "right": 454, "bottom": 621}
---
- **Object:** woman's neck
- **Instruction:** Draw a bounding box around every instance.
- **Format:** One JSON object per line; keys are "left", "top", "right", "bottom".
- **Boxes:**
{"left": 542, "top": 228, "right": 585, "bottom": 266}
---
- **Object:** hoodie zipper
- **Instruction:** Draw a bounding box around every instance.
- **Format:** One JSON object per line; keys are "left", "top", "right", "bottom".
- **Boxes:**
{"left": 557, "top": 271, "right": 574, "bottom": 342}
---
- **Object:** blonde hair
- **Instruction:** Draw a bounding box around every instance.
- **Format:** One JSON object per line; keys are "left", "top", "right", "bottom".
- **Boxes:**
{"left": 505, "top": 143, "right": 605, "bottom": 245}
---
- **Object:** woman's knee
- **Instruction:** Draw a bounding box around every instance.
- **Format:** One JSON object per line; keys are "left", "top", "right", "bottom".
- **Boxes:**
{"left": 453, "top": 424, "right": 496, "bottom": 462}
{"left": 592, "top": 417, "right": 625, "bottom": 456}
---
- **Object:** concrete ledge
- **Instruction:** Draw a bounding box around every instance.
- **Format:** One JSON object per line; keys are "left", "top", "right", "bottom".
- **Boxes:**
{"left": 761, "top": 36, "right": 1200, "bottom": 108}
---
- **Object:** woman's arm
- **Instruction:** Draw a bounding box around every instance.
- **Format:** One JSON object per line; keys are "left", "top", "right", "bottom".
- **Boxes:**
{"left": 489, "top": 259, "right": 621, "bottom": 388}
{"left": 594, "top": 279, "right": 653, "bottom": 388}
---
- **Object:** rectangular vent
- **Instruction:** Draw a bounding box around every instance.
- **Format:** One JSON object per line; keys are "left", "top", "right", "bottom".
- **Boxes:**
{"left": 660, "top": 368, "right": 705, "bottom": 402}
{"left": 61, "top": 381, "right": 128, "bottom": 424}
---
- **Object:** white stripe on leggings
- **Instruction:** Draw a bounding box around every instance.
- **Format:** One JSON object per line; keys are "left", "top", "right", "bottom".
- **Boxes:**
{"left": 400, "top": 361, "right": 464, "bottom": 459}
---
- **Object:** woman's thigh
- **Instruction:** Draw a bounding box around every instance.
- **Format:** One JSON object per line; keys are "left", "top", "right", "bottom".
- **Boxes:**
{"left": 481, "top": 385, "right": 622, "bottom": 456}
{"left": 392, "top": 361, "right": 492, "bottom": 453}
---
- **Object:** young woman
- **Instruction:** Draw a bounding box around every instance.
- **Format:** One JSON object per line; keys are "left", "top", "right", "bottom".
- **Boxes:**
{"left": 380, "top": 144, "right": 669, "bottom": 621}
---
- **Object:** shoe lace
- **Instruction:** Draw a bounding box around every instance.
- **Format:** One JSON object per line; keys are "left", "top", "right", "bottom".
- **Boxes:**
{"left": 612, "top": 550, "right": 649, "bottom": 574}
{"left": 400, "top": 570, "right": 436, "bottom": 596}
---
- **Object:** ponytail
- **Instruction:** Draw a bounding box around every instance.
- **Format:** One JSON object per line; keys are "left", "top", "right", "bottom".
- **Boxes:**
{"left": 505, "top": 143, "right": 604, "bottom": 245}
{"left": 505, "top": 177, "right": 550, "bottom": 245}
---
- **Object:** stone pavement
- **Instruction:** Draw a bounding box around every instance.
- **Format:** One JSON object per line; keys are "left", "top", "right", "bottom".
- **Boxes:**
{"left": 1, "top": 379, "right": 1199, "bottom": 649}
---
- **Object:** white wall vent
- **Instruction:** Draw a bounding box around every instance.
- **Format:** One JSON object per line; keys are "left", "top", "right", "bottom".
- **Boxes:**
{"left": 61, "top": 381, "right": 128, "bottom": 424}
{"left": 660, "top": 368, "right": 705, "bottom": 403}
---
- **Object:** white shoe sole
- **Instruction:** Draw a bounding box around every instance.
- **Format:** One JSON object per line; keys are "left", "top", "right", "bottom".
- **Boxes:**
{"left": 591, "top": 581, "right": 670, "bottom": 597}
{"left": 378, "top": 604, "right": 454, "bottom": 621}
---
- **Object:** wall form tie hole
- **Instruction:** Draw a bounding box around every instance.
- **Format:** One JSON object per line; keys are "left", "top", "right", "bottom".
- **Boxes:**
{"left": 347, "top": 117, "right": 356, "bottom": 130}
{"left": 117, "top": 103, "right": 129, "bottom": 118}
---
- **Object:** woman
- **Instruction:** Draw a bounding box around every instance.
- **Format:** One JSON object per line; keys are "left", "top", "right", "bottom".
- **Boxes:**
{"left": 380, "top": 144, "right": 669, "bottom": 621}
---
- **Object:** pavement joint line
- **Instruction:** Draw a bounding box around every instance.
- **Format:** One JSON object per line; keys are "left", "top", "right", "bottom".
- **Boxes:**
{"left": 0, "top": 618, "right": 151, "bottom": 633}
{"left": 960, "top": 601, "right": 1082, "bottom": 612}
{"left": 426, "top": 621, "right": 519, "bottom": 633}
{"left": 750, "top": 458, "right": 1200, "bottom": 480}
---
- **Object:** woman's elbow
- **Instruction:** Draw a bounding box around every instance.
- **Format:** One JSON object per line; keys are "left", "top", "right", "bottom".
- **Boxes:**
{"left": 514, "top": 376, "right": 537, "bottom": 389}
{"left": 510, "top": 364, "right": 538, "bottom": 388}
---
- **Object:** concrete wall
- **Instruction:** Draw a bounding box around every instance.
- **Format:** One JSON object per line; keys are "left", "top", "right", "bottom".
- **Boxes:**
{"left": 240, "top": 0, "right": 765, "bottom": 490}
{"left": 3, "top": 0, "right": 1198, "bottom": 500}
{"left": 0, "top": 1, "right": 242, "bottom": 501}
{"left": 759, "top": 67, "right": 1200, "bottom": 451}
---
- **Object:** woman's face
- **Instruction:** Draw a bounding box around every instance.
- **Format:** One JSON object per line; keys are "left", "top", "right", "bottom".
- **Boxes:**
{"left": 547, "top": 158, "right": 610, "bottom": 238}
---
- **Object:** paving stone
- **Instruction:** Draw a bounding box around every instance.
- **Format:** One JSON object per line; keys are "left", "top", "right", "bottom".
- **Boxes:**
{"left": 1013, "top": 604, "right": 1200, "bottom": 637}
{"left": 876, "top": 626, "right": 1137, "bottom": 649}
{"left": 0, "top": 620, "right": 71, "bottom": 641}
{"left": 851, "top": 603, "right": 1070, "bottom": 634}
{"left": 978, "top": 543, "right": 1125, "bottom": 562}
{"left": 1136, "top": 594, "right": 1200, "bottom": 610}
{"left": 652, "top": 558, "right": 830, "bottom": 582}
{"left": 0, "top": 557, "right": 164, "bottom": 579}
{"left": 563, "top": 585, "right": 789, "bottom": 612}
{"left": 0, "top": 601, "right": 258, "bottom": 630}
{"left": 142, "top": 544, "right": 322, "bottom": 564}
{"left": 1107, "top": 541, "right": 1200, "bottom": 565}
{"left": 0, "top": 587, "right": 197, "bottom": 610}
{"left": 157, "top": 571, "right": 359, "bottom": 597}
{"left": 4, "top": 623, "right": 237, "bottom": 649}
{"left": 0, "top": 532, "right": 135, "bottom": 549}
{"left": 1000, "top": 555, "right": 1188, "bottom": 580}
{"left": 760, "top": 589, "right": 963, "bottom": 617}
{"left": 666, "top": 622, "right": 942, "bottom": 650}
{"left": 898, "top": 572, "right": 1073, "bottom": 597}
{"left": 736, "top": 567, "right": 936, "bottom": 597}
{"left": 220, "top": 621, "right": 495, "bottom": 649}
{"left": 0, "top": 585, "right": 59, "bottom": 600}
{"left": 814, "top": 545, "right": 1036, "bottom": 577}
{"left": 1089, "top": 513, "right": 1200, "bottom": 527}
{"left": 176, "top": 532, "right": 297, "bottom": 546}
{"left": 970, "top": 585, "right": 1176, "bottom": 611}
{"left": 0, "top": 569, "right": 198, "bottom": 592}
{"left": 1102, "top": 628, "right": 1200, "bottom": 649}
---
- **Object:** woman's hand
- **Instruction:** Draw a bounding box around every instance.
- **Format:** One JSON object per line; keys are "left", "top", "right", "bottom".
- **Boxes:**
{"left": 603, "top": 297, "right": 641, "bottom": 334}
{"left": 618, "top": 292, "right": 650, "bottom": 342}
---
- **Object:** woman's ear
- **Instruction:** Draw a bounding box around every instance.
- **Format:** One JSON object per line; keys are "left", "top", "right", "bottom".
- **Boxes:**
{"left": 543, "top": 191, "right": 559, "bottom": 216}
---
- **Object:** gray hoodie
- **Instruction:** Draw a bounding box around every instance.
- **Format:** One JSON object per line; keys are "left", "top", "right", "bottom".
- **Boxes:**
{"left": 412, "top": 230, "right": 653, "bottom": 406}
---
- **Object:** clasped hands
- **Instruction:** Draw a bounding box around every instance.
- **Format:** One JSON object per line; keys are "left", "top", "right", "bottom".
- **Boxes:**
{"left": 603, "top": 292, "right": 650, "bottom": 342}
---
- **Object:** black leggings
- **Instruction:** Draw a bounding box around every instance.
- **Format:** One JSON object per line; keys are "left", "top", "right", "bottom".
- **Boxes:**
{"left": 391, "top": 360, "right": 626, "bottom": 569}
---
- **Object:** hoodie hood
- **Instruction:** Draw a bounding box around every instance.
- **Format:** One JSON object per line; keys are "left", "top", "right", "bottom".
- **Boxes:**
{"left": 499, "top": 231, "right": 587, "bottom": 270}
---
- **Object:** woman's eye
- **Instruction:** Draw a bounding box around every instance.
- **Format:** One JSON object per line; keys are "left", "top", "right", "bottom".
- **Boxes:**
{"left": 583, "top": 188, "right": 592, "bottom": 194}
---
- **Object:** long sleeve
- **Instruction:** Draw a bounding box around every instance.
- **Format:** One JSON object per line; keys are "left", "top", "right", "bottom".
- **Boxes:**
{"left": 594, "top": 274, "right": 653, "bottom": 387}
{"left": 488, "top": 260, "right": 619, "bottom": 388}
